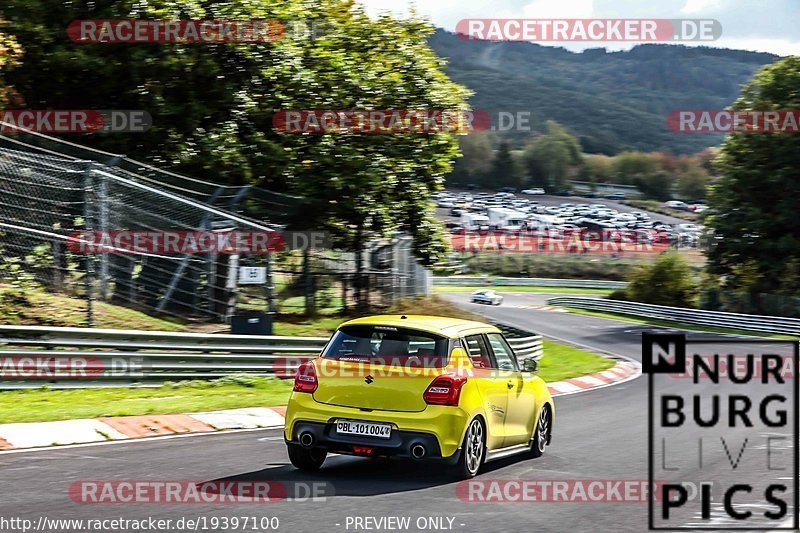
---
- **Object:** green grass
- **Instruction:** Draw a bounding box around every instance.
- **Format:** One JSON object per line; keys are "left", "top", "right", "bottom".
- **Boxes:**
{"left": 0, "top": 376, "right": 294, "bottom": 424}
{"left": 622, "top": 199, "right": 700, "bottom": 221}
{"left": 564, "top": 307, "right": 795, "bottom": 339}
{"left": 0, "top": 290, "right": 618, "bottom": 424}
{"left": 0, "top": 339, "right": 613, "bottom": 423}
{"left": 537, "top": 339, "right": 616, "bottom": 382}
{"left": 0, "top": 285, "right": 185, "bottom": 331}
{"left": 272, "top": 316, "right": 345, "bottom": 337}
{"left": 433, "top": 285, "right": 615, "bottom": 295}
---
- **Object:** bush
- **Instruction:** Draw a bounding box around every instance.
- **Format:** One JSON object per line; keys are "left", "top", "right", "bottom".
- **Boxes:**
{"left": 607, "top": 289, "right": 629, "bottom": 301}
{"left": 626, "top": 252, "right": 698, "bottom": 307}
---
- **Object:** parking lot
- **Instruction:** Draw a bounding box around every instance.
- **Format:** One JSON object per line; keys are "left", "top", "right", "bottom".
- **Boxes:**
{"left": 435, "top": 190, "right": 703, "bottom": 249}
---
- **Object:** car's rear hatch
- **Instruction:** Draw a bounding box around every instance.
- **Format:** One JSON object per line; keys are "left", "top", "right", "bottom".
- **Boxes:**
{"left": 312, "top": 324, "right": 451, "bottom": 412}
{"left": 313, "top": 359, "right": 444, "bottom": 412}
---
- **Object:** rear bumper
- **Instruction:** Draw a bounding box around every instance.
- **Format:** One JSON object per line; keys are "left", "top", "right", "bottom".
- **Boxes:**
{"left": 284, "top": 392, "right": 470, "bottom": 458}
{"left": 286, "top": 421, "right": 458, "bottom": 463}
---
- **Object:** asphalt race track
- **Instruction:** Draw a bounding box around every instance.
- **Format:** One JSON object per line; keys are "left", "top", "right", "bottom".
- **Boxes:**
{"left": 0, "top": 292, "right": 795, "bottom": 532}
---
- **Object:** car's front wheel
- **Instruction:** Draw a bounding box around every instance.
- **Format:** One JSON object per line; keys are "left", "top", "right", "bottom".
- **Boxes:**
{"left": 287, "top": 444, "right": 327, "bottom": 471}
{"left": 451, "top": 418, "right": 485, "bottom": 479}
{"left": 529, "top": 405, "right": 551, "bottom": 458}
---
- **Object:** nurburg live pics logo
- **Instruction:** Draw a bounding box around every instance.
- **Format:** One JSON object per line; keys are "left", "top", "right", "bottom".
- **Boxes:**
{"left": 643, "top": 333, "right": 799, "bottom": 530}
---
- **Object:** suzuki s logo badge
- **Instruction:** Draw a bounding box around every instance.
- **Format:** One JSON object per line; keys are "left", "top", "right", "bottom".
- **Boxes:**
{"left": 364, "top": 375, "right": 374, "bottom": 384}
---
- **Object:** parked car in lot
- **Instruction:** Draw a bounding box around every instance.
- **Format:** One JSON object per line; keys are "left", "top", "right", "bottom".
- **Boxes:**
{"left": 487, "top": 207, "right": 526, "bottom": 230}
{"left": 284, "top": 315, "right": 554, "bottom": 479}
{"left": 434, "top": 188, "right": 703, "bottom": 248}
{"left": 605, "top": 192, "right": 626, "bottom": 200}
{"left": 666, "top": 200, "right": 689, "bottom": 210}
{"left": 470, "top": 289, "right": 504, "bottom": 306}
{"left": 521, "top": 188, "right": 545, "bottom": 195}
{"left": 678, "top": 223, "right": 701, "bottom": 233}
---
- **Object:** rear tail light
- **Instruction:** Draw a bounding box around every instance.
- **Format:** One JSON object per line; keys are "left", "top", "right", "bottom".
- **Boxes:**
{"left": 423, "top": 375, "right": 467, "bottom": 406}
{"left": 352, "top": 446, "right": 374, "bottom": 455}
{"left": 293, "top": 361, "right": 318, "bottom": 393}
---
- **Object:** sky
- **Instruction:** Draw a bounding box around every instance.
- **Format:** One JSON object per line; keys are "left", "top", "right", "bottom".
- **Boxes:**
{"left": 356, "top": 0, "right": 800, "bottom": 56}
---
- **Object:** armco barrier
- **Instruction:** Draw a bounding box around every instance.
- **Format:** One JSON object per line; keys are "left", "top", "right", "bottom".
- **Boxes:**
{"left": 434, "top": 277, "right": 626, "bottom": 289}
{"left": 0, "top": 325, "right": 543, "bottom": 389}
{"left": 546, "top": 297, "right": 800, "bottom": 337}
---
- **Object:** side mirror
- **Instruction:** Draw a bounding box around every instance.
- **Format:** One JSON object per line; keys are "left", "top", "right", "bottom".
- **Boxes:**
{"left": 521, "top": 358, "right": 538, "bottom": 373}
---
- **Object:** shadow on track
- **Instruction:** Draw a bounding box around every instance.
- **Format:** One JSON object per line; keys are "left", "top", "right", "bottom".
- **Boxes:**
{"left": 204, "top": 453, "right": 549, "bottom": 498}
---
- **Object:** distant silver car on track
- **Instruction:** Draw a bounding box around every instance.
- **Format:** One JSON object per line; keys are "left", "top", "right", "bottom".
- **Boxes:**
{"left": 471, "top": 289, "right": 503, "bottom": 306}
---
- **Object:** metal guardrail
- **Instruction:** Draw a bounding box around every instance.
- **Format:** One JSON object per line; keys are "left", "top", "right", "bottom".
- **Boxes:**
{"left": 0, "top": 325, "right": 543, "bottom": 388}
{"left": 508, "top": 336, "right": 543, "bottom": 362}
{"left": 434, "top": 276, "right": 627, "bottom": 289}
{"left": 546, "top": 297, "right": 800, "bottom": 337}
{"left": 0, "top": 326, "right": 329, "bottom": 389}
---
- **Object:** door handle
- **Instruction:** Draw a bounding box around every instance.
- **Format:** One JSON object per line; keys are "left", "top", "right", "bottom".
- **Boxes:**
{"left": 507, "top": 381, "right": 514, "bottom": 389}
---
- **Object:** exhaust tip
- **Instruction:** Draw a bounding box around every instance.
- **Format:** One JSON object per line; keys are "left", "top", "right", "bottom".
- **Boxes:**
{"left": 411, "top": 443, "right": 426, "bottom": 459}
{"left": 299, "top": 432, "right": 315, "bottom": 448}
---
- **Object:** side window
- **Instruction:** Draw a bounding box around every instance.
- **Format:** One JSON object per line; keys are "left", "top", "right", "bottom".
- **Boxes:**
{"left": 487, "top": 333, "right": 518, "bottom": 371}
{"left": 463, "top": 335, "right": 492, "bottom": 369}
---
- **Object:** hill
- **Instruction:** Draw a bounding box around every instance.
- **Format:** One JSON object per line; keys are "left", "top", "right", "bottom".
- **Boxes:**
{"left": 429, "top": 30, "right": 778, "bottom": 154}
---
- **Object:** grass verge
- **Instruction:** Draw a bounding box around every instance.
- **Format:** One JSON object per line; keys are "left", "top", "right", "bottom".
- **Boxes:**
{"left": 0, "top": 286, "right": 186, "bottom": 331}
{"left": 621, "top": 199, "right": 699, "bottom": 221}
{"left": 0, "top": 339, "right": 615, "bottom": 424}
{"left": 538, "top": 340, "right": 616, "bottom": 382}
{"left": 564, "top": 307, "right": 794, "bottom": 339}
{"left": 0, "top": 376, "right": 294, "bottom": 424}
{"left": 433, "top": 285, "right": 614, "bottom": 296}
{"left": 0, "top": 293, "right": 617, "bottom": 423}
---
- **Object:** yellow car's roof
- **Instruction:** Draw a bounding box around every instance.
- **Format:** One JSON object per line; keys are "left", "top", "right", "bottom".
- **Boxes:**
{"left": 339, "top": 315, "right": 500, "bottom": 338}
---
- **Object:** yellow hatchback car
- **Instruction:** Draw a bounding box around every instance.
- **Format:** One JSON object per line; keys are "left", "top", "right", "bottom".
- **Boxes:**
{"left": 284, "top": 315, "right": 554, "bottom": 478}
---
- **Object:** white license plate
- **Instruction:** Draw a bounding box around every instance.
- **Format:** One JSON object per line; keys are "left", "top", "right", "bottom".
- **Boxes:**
{"left": 335, "top": 420, "right": 392, "bottom": 439}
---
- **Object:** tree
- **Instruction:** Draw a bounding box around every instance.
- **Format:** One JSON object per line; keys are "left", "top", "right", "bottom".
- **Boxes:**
{"left": 581, "top": 154, "right": 614, "bottom": 183}
{"left": 486, "top": 141, "right": 517, "bottom": 187}
{"left": 634, "top": 171, "right": 673, "bottom": 201}
{"left": 448, "top": 132, "right": 493, "bottom": 186}
{"left": 626, "top": 252, "right": 698, "bottom": 308}
{"left": 523, "top": 121, "right": 581, "bottom": 190}
{"left": 2, "top": 1, "right": 471, "bottom": 307}
{"left": 612, "top": 151, "right": 659, "bottom": 185}
{"left": 0, "top": 20, "right": 22, "bottom": 108}
{"left": 676, "top": 164, "right": 709, "bottom": 200}
{"left": 706, "top": 56, "right": 800, "bottom": 296}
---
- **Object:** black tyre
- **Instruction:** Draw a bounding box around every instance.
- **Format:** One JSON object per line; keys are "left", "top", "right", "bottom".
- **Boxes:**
{"left": 287, "top": 444, "right": 327, "bottom": 471}
{"left": 450, "top": 418, "right": 486, "bottom": 479}
{"left": 529, "top": 405, "right": 551, "bottom": 458}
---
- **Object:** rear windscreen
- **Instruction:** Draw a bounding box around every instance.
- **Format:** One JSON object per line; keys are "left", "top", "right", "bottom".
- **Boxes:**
{"left": 322, "top": 325, "right": 450, "bottom": 368}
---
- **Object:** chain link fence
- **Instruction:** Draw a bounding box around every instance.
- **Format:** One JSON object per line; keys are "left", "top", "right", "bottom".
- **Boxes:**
{"left": 0, "top": 126, "right": 431, "bottom": 328}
